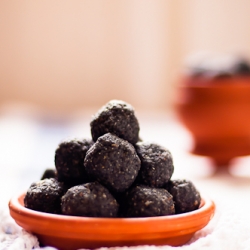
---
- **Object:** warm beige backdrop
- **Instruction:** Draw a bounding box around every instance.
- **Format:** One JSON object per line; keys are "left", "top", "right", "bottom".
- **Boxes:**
{"left": 1, "top": 1, "right": 250, "bottom": 115}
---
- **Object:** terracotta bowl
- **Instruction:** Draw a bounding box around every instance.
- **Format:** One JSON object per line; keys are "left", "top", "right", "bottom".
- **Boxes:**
{"left": 174, "top": 75, "right": 250, "bottom": 167}
{"left": 9, "top": 193, "right": 215, "bottom": 250}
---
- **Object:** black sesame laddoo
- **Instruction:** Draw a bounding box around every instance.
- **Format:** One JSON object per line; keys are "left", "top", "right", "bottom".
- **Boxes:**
{"left": 41, "top": 168, "right": 57, "bottom": 180}
{"left": 167, "top": 179, "right": 201, "bottom": 214}
{"left": 90, "top": 100, "right": 140, "bottom": 145}
{"left": 55, "top": 138, "right": 94, "bottom": 185}
{"left": 123, "top": 186, "right": 175, "bottom": 217}
{"left": 135, "top": 142, "right": 174, "bottom": 188}
{"left": 61, "top": 182, "right": 119, "bottom": 217}
{"left": 84, "top": 133, "right": 141, "bottom": 193}
{"left": 24, "top": 178, "right": 65, "bottom": 214}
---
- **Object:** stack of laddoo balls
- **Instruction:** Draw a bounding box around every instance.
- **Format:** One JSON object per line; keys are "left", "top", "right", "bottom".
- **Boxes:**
{"left": 24, "top": 100, "right": 201, "bottom": 218}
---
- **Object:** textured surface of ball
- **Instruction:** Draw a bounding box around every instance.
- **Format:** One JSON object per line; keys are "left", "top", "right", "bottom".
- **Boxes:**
{"left": 84, "top": 133, "right": 141, "bottom": 193}
{"left": 167, "top": 179, "right": 201, "bottom": 214}
{"left": 24, "top": 178, "right": 65, "bottom": 214}
{"left": 61, "top": 182, "right": 119, "bottom": 217}
{"left": 124, "top": 185, "right": 175, "bottom": 217}
{"left": 55, "top": 138, "right": 94, "bottom": 185}
{"left": 135, "top": 142, "right": 174, "bottom": 187}
{"left": 90, "top": 100, "right": 140, "bottom": 145}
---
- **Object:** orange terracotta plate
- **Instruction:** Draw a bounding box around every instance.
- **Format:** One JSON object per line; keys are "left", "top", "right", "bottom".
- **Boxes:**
{"left": 9, "top": 193, "right": 215, "bottom": 250}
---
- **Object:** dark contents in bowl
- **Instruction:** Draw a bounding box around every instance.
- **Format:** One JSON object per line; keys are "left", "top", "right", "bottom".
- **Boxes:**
{"left": 61, "top": 182, "right": 119, "bottom": 217}
{"left": 84, "top": 133, "right": 141, "bottom": 193}
{"left": 123, "top": 185, "right": 175, "bottom": 217}
{"left": 135, "top": 142, "right": 174, "bottom": 188}
{"left": 185, "top": 54, "right": 250, "bottom": 80}
{"left": 24, "top": 178, "right": 66, "bottom": 214}
{"left": 24, "top": 99, "right": 201, "bottom": 218}
{"left": 55, "top": 138, "right": 94, "bottom": 186}
{"left": 166, "top": 179, "right": 201, "bottom": 214}
{"left": 90, "top": 100, "right": 140, "bottom": 145}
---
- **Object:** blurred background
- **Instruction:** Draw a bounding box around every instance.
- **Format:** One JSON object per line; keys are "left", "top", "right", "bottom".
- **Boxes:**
{"left": 1, "top": 0, "right": 250, "bottom": 116}
{"left": 2, "top": 0, "right": 250, "bottom": 205}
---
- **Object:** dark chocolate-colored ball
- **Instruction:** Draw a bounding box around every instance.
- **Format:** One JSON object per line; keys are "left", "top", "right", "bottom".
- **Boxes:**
{"left": 84, "top": 133, "right": 141, "bottom": 193}
{"left": 167, "top": 179, "right": 201, "bottom": 214}
{"left": 61, "top": 182, "right": 119, "bottom": 217}
{"left": 123, "top": 185, "right": 175, "bottom": 217}
{"left": 24, "top": 178, "right": 65, "bottom": 214}
{"left": 135, "top": 142, "right": 174, "bottom": 188}
{"left": 90, "top": 100, "right": 140, "bottom": 145}
{"left": 41, "top": 168, "right": 57, "bottom": 180}
{"left": 55, "top": 138, "right": 94, "bottom": 185}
